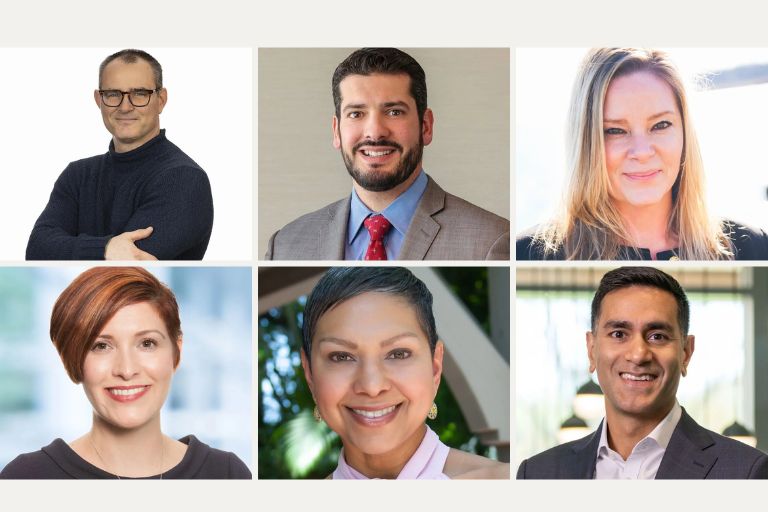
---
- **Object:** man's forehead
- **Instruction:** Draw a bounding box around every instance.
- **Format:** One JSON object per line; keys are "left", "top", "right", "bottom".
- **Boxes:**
{"left": 598, "top": 285, "right": 679, "bottom": 325}
{"left": 101, "top": 59, "right": 155, "bottom": 86}
{"left": 338, "top": 72, "right": 413, "bottom": 104}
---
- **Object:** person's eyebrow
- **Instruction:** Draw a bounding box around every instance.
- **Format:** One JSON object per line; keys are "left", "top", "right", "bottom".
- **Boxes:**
{"left": 316, "top": 336, "right": 357, "bottom": 349}
{"left": 316, "top": 332, "right": 420, "bottom": 349}
{"left": 643, "top": 321, "right": 676, "bottom": 332}
{"left": 135, "top": 329, "right": 168, "bottom": 339}
{"left": 601, "top": 320, "right": 633, "bottom": 330}
{"left": 604, "top": 110, "right": 678, "bottom": 124}
{"left": 96, "top": 329, "right": 168, "bottom": 340}
{"left": 380, "top": 332, "right": 421, "bottom": 347}
{"left": 342, "top": 103, "right": 368, "bottom": 112}
{"left": 380, "top": 101, "right": 410, "bottom": 109}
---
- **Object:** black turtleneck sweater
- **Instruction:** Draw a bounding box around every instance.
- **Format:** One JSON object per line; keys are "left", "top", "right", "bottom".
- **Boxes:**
{"left": 26, "top": 130, "right": 213, "bottom": 260}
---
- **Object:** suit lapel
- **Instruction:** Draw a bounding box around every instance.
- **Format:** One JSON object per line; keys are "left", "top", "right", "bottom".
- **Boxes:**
{"left": 656, "top": 409, "right": 717, "bottom": 479}
{"left": 399, "top": 176, "right": 443, "bottom": 260}
{"left": 317, "top": 198, "right": 349, "bottom": 260}
{"left": 569, "top": 422, "right": 601, "bottom": 479}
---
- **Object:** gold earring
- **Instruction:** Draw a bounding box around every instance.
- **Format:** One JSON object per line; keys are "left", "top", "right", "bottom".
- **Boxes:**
{"left": 427, "top": 402, "right": 438, "bottom": 420}
{"left": 313, "top": 405, "right": 323, "bottom": 422}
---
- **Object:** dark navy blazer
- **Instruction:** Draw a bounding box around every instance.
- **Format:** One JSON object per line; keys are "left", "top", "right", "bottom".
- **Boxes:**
{"left": 517, "top": 409, "right": 768, "bottom": 479}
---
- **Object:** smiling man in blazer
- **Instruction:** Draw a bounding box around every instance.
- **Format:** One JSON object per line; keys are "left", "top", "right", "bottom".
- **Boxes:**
{"left": 517, "top": 267, "right": 768, "bottom": 479}
{"left": 264, "top": 48, "right": 509, "bottom": 261}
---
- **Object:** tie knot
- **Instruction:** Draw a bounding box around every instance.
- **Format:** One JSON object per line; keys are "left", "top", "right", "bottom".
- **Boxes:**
{"left": 363, "top": 215, "right": 391, "bottom": 243}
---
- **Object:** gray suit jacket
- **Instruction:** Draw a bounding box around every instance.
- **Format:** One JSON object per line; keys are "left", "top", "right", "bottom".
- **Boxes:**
{"left": 264, "top": 176, "right": 510, "bottom": 260}
{"left": 517, "top": 409, "right": 768, "bottom": 479}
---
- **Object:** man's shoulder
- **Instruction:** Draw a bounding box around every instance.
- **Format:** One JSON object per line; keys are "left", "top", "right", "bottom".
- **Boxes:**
{"left": 517, "top": 436, "right": 591, "bottom": 479}
{"left": 275, "top": 197, "right": 348, "bottom": 235}
{"left": 414, "top": 177, "right": 509, "bottom": 260}
{"left": 156, "top": 137, "right": 205, "bottom": 173}
{"left": 266, "top": 197, "right": 349, "bottom": 259}
{"left": 440, "top": 190, "right": 509, "bottom": 231}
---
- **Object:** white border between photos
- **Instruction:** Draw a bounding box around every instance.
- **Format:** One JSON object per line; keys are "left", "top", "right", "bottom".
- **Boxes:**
{"left": 2, "top": 0, "right": 768, "bottom": 511}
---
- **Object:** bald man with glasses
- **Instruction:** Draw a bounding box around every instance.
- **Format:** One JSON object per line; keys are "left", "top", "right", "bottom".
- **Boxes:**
{"left": 26, "top": 49, "right": 213, "bottom": 260}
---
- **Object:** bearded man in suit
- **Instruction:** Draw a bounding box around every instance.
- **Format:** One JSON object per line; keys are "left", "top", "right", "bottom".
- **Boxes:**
{"left": 265, "top": 47, "right": 509, "bottom": 261}
{"left": 517, "top": 266, "right": 768, "bottom": 479}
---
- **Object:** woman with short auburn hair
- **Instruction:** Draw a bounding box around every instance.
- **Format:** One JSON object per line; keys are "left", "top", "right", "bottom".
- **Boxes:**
{"left": 517, "top": 47, "right": 768, "bottom": 261}
{"left": 0, "top": 267, "right": 250, "bottom": 479}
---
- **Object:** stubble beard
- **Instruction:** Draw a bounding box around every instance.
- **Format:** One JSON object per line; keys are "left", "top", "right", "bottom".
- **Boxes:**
{"left": 341, "top": 134, "right": 424, "bottom": 192}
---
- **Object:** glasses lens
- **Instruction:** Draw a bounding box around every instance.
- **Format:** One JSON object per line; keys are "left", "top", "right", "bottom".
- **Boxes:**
{"left": 101, "top": 90, "right": 124, "bottom": 107}
{"left": 129, "top": 90, "right": 152, "bottom": 107}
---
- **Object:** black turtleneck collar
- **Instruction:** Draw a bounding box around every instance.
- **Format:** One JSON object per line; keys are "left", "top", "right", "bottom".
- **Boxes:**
{"left": 108, "top": 129, "right": 168, "bottom": 164}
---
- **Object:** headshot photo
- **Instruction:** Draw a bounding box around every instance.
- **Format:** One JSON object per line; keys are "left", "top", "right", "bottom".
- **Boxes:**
{"left": 0, "top": 266, "right": 252, "bottom": 479}
{"left": 258, "top": 266, "right": 510, "bottom": 479}
{"left": 516, "top": 265, "right": 768, "bottom": 479}
{"left": 259, "top": 48, "right": 510, "bottom": 261}
{"left": 0, "top": 47, "right": 252, "bottom": 262}
{"left": 516, "top": 48, "right": 768, "bottom": 261}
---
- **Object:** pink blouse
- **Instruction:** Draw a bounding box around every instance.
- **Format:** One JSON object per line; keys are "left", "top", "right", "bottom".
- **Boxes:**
{"left": 332, "top": 426, "right": 450, "bottom": 480}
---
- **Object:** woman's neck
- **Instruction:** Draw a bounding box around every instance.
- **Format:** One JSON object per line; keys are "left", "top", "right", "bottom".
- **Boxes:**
{"left": 344, "top": 424, "right": 427, "bottom": 479}
{"left": 615, "top": 197, "right": 676, "bottom": 259}
{"left": 73, "top": 414, "right": 169, "bottom": 478}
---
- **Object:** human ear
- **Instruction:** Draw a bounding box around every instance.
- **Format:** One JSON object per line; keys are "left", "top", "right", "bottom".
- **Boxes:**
{"left": 173, "top": 336, "right": 183, "bottom": 370}
{"left": 681, "top": 335, "right": 695, "bottom": 376}
{"left": 421, "top": 108, "right": 434, "bottom": 146}
{"left": 586, "top": 331, "right": 596, "bottom": 373}
{"left": 300, "top": 349, "right": 314, "bottom": 393}
{"left": 156, "top": 88, "right": 168, "bottom": 114}
{"left": 332, "top": 116, "right": 341, "bottom": 149}
{"left": 93, "top": 89, "right": 101, "bottom": 108}
{"left": 431, "top": 340, "right": 444, "bottom": 391}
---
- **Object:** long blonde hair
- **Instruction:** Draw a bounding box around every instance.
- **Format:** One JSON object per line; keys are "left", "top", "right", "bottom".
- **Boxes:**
{"left": 536, "top": 48, "right": 732, "bottom": 260}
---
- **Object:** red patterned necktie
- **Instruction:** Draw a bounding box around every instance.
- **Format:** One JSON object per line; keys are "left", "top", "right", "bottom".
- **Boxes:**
{"left": 363, "top": 215, "right": 392, "bottom": 261}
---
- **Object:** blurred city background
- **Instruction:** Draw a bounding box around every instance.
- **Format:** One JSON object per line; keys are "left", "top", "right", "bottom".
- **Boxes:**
{"left": 0, "top": 266, "right": 252, "bottom": 471}
{"left": 258, "top": 267, "right": 510, "bottom": 479}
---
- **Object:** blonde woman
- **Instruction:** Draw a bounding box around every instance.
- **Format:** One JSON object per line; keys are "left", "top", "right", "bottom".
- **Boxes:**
{"left": 517, "top": 48, "right": 768, "bottom": 260}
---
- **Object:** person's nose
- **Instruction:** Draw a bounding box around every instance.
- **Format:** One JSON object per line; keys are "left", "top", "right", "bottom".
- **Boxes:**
{"left": 627, "top": 133, "right": 655, "bottom": 162}
{"left": 117, "top": 92, "right": 134, "bottom": 113}
{"left": 625, "top": 333, "right": 652, "bottom": 366}
{"left": 352, "top": 358, "right": 391, "bottom": 397}
{"left": 113, "top": 346, "right": 139, "bottom": 379}
{"left": 363, "top": 111, "right": 391, "bottom": 141}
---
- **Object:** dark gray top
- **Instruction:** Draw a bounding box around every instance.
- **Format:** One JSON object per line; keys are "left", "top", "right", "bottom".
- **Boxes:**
{"left": 0, "top": 435, "right": 251, "bottom": 479}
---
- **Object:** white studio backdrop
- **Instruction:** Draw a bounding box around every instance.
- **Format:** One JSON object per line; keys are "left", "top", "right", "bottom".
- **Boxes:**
{"left": 0, "top": 48, "right": 252, "bottom": 262}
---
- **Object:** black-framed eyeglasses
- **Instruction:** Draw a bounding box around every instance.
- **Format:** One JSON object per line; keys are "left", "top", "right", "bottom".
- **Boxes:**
{"left": 98, "top": 88, "right": 160, "bottom": 107}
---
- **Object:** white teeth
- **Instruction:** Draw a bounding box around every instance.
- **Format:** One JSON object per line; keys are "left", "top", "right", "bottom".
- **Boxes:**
{"left": 351, "top": 405, "right": 397, "bottom": 418}
{"left": 362, "top": 149, "right": 394, "bottom": 157}
{"left": 621, "top": 373, "right": 654, "bottom": 381}
{"left": 109, "top": 387, "right": 147, "bottom": 396}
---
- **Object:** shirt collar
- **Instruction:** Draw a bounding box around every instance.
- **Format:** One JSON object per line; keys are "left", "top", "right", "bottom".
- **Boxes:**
{"left": 347, "top": 169, "right": 428, "bottom": 243}
{"left": 598, "top": 401, "right": 682, "bottom": 456}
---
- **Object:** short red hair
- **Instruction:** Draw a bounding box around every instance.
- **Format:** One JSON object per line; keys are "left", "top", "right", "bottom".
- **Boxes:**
{"left": 50, "top": 267, "right": 182, "bottom": 383}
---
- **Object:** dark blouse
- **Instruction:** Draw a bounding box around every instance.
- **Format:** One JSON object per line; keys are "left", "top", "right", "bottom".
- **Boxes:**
{"left": 516, "top": 220, "right": 768, "bottom": 261}
{"left": 0, "top": 435, "right": 251, "bottom": 479}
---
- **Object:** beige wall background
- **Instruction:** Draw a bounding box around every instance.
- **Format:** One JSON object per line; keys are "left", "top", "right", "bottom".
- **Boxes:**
{"left": 258, "top": 48, "right": 510, "bottom": 257}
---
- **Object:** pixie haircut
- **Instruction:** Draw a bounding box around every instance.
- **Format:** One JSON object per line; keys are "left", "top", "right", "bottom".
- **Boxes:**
{"left": 332, "top": 48, "right": 428, "bottom": 123}
{"left": 302, "top": 267, "right": 438, "bottom": 363}
{"left": 50, "top": 267, "right": 181, "bottom": 383}
{"left": 591, "top": 266, "right": 690, "bottom": 336}
{"left": 99, "top": 49, "right": 163, "bottom": 89}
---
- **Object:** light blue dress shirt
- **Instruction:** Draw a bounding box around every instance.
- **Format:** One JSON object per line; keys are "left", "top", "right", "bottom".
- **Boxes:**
{"left": 345, "top": 170, "right": 429, "bottom": 260}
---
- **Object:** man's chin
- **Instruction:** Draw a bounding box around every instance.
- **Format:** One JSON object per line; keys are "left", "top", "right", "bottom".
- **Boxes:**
{"left": 348, "top": 166, "right": 417, "bottom": 193}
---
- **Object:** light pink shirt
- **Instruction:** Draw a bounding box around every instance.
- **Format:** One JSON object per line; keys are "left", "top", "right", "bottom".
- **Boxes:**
{"left": 595, "top": 401, "right": 682, "bottom": 480}
{"left": 332, "top": 426, "right": 450, "bottom": 480}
